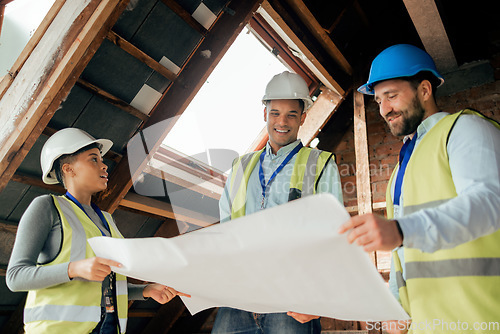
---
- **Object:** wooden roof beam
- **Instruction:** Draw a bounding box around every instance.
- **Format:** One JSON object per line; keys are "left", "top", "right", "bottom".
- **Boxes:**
{"left": 76, "top": 78, "right": 149, "bottom": 121}
{"left": 284, "top": 0, "right": 353, "bottom": 75}
{"left": 106, "top": 30, "right": 178, "bottom": 82}
{"left": 297, "top": 86, "right": 345, "bottom": 146}
{"left": 0, "top": 0, "right": 66, "bottom": 100}
{"left": 0, "top": 0, "right": 131, "bottom": 194}
{"left": 258, "top": 1, "right": 346, "bottom": 95}
{"left": 161, "top": 0, "right": 208, "bottom": 36}
{"left": 97, "top": 0, "right": 264, "bottom": 213}
{"left": 325, "top": 0, "right": 355, "bottom": 34}
{"left": 403, "top": 0, "right": 457, "bottom": 73}
{"left": 119, "top": 192, "right": 217, "bottom": 227}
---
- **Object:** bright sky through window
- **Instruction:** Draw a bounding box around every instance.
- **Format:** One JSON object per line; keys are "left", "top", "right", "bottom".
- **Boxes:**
{"left": 163, "top": 27, "right": 288, "bottom": 171}
{"left": 0, "top": 0, "right": 56, "bottom": 77}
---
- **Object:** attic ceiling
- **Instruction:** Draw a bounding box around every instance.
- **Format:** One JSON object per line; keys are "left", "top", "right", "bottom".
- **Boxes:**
{"left": 0, "top": 0, "right": 498, "bottom": 332}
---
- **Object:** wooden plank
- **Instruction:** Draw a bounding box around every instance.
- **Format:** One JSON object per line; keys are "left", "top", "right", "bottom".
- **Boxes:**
{"left": 129, "top": 309, "right": 158, "bottom": 317}
{"left": 258, "top": 1, "right": 345, "bottom": 95}
{"left": 298, "top": 86, "right": 344, "bottom": 146}
{"left": 247, "top": 126, "right": 268, "bottom": 152}
{"left": 76, "top": 78, "right": 149, "bottom": 121}
{"left": 0, "top": 0, "right": 66, "bottom": 100}
{"left": 11, "top": 173, "right": 65, "bottom": 194}
{"left": 154, "top": 218, "right": 180, "bottom": 238}
{"left": 0, "top": 0, "right": 130, "bottom": 194}
{"left": 0, "top": 221, "right": 17, "bottom": 234}
{"left": 284, "top": 0, "right": 353, "bottom": 75}
{"left": 403, "top": 0, "right": 457, "bottom": 72}
{"left": 0, "top": 5, "right": 5, "bottom": 38}
{"left": 353, "top": 90, "right": 372, "bottom": 215}
{"left": 97, "top": 0, "right": 264, "bottom": 213}
{"left": 160, "top": 0, "right": 207, "bottom": 36}
{"left": 120, "top": 192, "right": 216, "bottom": 227}
{"left": 106, "top": 30, "right": 178, "bottom": 82}
{"left": 346, "top": 201, "right": 386, "bottom": 214}
{"left": 353, "top": 88, "right": 377, "bottom": 268}
{"left": 143, "top": 164, "right": 222, "bottom": 200}
{"left": 0, "top": 221, "right": 17, "bottom": 269}
{"left": 326, "top": 0, "right": 355, "bottom": 34}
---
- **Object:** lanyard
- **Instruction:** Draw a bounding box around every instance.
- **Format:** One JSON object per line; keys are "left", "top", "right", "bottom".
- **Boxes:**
{"left": 258, "top": 142, "right": 303, "bottom": 208}
{"left": 65, "top": 192, "right": 110, "bottom": 236}
{"left": 393, "top": 131, "right": 418, "bottom": 206}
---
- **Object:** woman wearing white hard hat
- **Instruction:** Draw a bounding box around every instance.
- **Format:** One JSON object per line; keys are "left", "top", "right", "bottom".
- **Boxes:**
{"left": 7, "top": 128, "right": 189, "bottom": 334}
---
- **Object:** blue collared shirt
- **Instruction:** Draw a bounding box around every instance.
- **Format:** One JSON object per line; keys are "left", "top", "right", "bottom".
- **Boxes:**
{"left": 389, "top": 112, "right": 500, "bottom": 300}
{"left": 219, "top": 140, "right": 343, "bottom": 223}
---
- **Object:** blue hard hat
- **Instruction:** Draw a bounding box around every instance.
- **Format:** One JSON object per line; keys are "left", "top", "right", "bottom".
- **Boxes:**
{"left": 357, "top": 44, "right": 444, "bottom": 95}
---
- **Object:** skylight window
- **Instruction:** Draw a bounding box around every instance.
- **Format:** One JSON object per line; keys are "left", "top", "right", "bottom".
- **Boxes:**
{"left": 162, "top": 26, "right": 289, "bottom": 173}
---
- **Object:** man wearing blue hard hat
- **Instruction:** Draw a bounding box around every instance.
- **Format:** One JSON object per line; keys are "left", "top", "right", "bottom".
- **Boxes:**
{"left": 339, "top": 44, "right": 500, "bottom": 333}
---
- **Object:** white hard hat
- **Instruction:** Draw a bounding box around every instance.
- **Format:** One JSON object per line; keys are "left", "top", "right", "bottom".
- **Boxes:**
{"left": 262, "top": 71, "right": 314, "bottom": 112}
{"left": 40, "top": 128, "right": 113, "bottom": 184}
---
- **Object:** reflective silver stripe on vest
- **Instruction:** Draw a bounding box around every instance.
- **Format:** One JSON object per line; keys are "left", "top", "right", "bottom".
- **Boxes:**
{"left": 406, "top": 258, "right": 500, "bottom": 279}
{"left": 25, "top": 305, "right": 100, "bottom": 323}
{"left": 56, "top": 197, "right": 87, "bottom": 262}
{"left": 395, "top": 270, "right": 406, "bottom": 288}
{"left": 119, "top": 318, "right": 127, "bottom": 332}
{"left": 301, "top": 149, "right": 322, "bottom": 196}
{"left": 229, "top": 153, "right": 255, "bottom": 212}
{"left": 403, "top": 198, "right": 451, "bottom": 215}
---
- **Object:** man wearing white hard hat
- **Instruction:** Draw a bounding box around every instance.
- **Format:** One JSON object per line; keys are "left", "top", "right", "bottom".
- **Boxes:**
{"left": 338, "top": 44, "right": 500, "bottom": 333}
{"left": 7, "top": 128, "right": 189, "bottom": 334}
{"left": 212, "top": 71, "right": 343, "bottom": 333}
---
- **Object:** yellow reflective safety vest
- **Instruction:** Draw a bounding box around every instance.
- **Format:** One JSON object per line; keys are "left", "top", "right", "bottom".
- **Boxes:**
{"left": 386, "top": 109, "right": 500, "bottom": 333}
{"left": 24, "top": 195, "right": 129, "bottom": 334}
{"left": 228, "top": 146, "right": 334, "bottom": 219}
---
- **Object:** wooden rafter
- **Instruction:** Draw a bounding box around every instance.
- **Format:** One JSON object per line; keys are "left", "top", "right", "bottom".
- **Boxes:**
{"left": 97, "top": 0, "right": 265, "bottom": 213}
{"left": 0, "top": 4, "right": 5, "bottom": 38}
{"left": 353, "top": 89, "right": 372, "bottom": 215}
{"left": 297, "top": 86, "right": 344, "bottom": 146}
{"left": 259, "top": 0, "right": 347, "bottom": 95}
{"left": 106, "top": 30, "right": 178, "bottom": 82}
{"left": 76, "top": 78, "right": 149, "bottom": 122}
{"left": 284, "top": 0, "right": 353, "bottom": 75}
{"left": 0, "top": 0, "right": 131, "bottom": 194}
{"left": 119, "top": 193, "right": 216, "bottom": 227}
{"left": 161, "top": 0, "right": 207, "bottom": 36}
{"left": 403, "top": 0, "right": 457, "bottom": 72}
{"left": 0, "top": 0, "right": 66, "bottom": 100}
{"left": 11, "top": 173, "right": 64, "bottom": 194}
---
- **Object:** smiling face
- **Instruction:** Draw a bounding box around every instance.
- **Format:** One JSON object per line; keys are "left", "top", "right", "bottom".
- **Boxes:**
{"left": 264, "top": 99, "right": 306, "bottom": 154}
{"left": 62, "top": 147, "right": 109, "bottom": 196}
{"left": 374, "top": 79, "right": 427, "bottom": 137}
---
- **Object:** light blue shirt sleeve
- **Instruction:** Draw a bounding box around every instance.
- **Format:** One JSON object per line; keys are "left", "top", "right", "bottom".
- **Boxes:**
{"left": 399, "top": 114, "right": 500, "bottom": 252}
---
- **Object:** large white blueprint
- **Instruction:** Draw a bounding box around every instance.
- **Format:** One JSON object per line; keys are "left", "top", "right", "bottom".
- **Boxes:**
{"left": 89, "top": 193, "right": 409, "bottom": 321}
